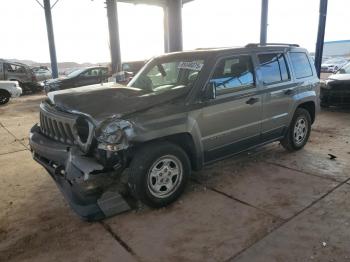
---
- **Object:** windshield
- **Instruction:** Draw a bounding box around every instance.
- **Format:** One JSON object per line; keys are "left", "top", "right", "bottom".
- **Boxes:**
{"left": 67, "top": 68, "right": 85, "bottom": 78}
{"left": 337, "top": 63, "right": 350, "bottom": 74}
{"left": 127, "top": 58, "right": 205, "bottom": 94}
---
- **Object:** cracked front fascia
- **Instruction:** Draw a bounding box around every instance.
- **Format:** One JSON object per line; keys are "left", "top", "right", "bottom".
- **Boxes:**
{"left": 65, "top": 148, "right": 104, "bottom": 181}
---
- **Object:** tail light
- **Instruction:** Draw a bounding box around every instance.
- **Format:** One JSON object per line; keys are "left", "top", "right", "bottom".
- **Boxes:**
{"left": 32, "top": 74, "right": 37, "bottom": 82}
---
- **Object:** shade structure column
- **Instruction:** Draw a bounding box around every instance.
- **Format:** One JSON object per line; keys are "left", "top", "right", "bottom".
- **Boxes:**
{"left": 164, "top": 0, "right": 183, "bottom": 52}
{"left": 43, "top": 0, "right": 58, "bottom": 78}
{"left": 106, "top": 0, "right": 122, "bottom": 74}
{"left": 315, "top": 0, "right": 328, "bottom": 78}
{"left": 260, "top": 0, "right": 268, "bottom": 45}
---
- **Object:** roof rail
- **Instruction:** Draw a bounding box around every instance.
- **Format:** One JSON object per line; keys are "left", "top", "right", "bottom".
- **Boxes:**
{"left": 245, "top": 43, "right": 300, "bottom": 48}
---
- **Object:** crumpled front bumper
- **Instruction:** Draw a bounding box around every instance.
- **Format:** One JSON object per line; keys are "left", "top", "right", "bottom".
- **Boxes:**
{"left": 29, "top": 124, "right": 131, "bottom": 221}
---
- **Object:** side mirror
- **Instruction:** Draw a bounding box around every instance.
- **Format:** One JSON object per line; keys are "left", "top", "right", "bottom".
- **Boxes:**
{"left": 203, "top": 82, "right": 216, "bottom": 100}
{"left": 337, "top": 68, "right": 346, "bottom": 74}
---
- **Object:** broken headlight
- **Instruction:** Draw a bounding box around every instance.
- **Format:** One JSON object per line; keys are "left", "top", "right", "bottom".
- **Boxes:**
{"left": 96, "top": 120, "right": 132, "bottom": 151}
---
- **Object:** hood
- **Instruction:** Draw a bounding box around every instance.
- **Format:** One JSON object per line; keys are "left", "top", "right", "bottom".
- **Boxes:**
{"left": 46, "top": 77, "right": 67, "bottom": 84}
{"left": 328, "top": 73, "right": 350, "bottom": 81}
{"left": 48, "top": 82, "right": 187, "bottom": 122}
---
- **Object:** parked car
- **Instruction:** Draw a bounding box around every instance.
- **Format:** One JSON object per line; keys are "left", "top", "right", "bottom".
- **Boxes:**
{"left": 321, "top": 62, "right": 350, "bottom": 106}
{"left": 44, "top": 67, "right": 110, "bottom": 93}
{"left": 0, "top": 59, "right": 44, "bottom": 93}
{"left": 29, "top": 44, "right": 319, "bottom": 220}
{"left": 321, "top": 57, "right": 348, "bottom": 73}
{"left": 31, "top": 66, "right": 52, "bottom": 82}
{"left": 0, "top": 81, "right": 22, "bottom": 105}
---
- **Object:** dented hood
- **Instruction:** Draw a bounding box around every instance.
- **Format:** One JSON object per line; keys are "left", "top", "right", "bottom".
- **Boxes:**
{"left": 47, "top": 83, "right": 187, "bottom": 121}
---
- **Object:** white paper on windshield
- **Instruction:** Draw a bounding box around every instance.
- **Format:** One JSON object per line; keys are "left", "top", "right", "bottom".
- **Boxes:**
{"left": 178, "top": 61, "right": 204, "bottom": 71}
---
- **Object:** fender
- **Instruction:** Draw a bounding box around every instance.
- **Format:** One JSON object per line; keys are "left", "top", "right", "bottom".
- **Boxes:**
{"left": 128, "top": 109, "right": 205, "bottom": 169}
{"left": 287, "top": 90, "right": 318, "bottom": 125}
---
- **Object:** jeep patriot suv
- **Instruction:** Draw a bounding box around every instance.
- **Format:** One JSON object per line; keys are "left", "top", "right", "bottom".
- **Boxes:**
{"left": 29, "top": 44, "right": 320, "bottom": 220}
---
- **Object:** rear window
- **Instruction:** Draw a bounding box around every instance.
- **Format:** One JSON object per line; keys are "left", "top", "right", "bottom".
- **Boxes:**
{"left": 289, "top": 52, "right": 313, "bottom": 79}
{"left": 258, "top": 53, "right": 290, "bottom": 85}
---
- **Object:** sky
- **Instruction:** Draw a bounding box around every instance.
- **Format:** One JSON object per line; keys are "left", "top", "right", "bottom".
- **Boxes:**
{"left": 0, "top": 0, "right": 349, "bottom": 64}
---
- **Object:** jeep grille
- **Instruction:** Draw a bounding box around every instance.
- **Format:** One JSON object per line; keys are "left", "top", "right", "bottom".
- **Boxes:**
{"left": 39, "top": 103, "right": 77, "bottom": 145}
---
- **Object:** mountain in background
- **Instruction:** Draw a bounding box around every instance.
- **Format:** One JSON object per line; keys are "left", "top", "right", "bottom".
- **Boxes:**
{"left": 5, "top": 58, "right": 109, "bottom": 73}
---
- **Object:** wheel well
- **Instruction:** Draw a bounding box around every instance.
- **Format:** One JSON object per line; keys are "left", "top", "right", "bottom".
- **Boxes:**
{"left": 0, "top": 89, "right": 11, "bottom": 97}
{"left": 298, "top": 101, "right": 315, "bottom": 124}
{"left": 9, "top": 79, "right": 22, "bottom": 86}
{"left": 136, "top": 133, "right": 200, "bottom": 171}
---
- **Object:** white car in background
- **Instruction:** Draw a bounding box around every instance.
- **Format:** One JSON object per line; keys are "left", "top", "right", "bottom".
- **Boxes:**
{"left": 0, "top": 81, "right": 22, "bottom": 105}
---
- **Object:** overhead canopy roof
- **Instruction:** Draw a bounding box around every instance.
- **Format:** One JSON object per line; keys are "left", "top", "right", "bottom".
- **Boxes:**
{"left": 118, "top": 0, "right": 193, "bottom": 7}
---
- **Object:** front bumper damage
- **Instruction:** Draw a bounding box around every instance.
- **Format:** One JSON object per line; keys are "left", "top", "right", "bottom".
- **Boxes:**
{"left": 29, "top": 124, "right": 131, "bottom": 221}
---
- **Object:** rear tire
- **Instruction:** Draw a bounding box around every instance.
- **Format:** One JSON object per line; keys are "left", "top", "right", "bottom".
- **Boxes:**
{"left": 0, "top": 90, "right": 10, "bottom": 105}
{"left": 128, "top": 141, "right": 191, "bottom": 208}
{"left": 281, "top": 108, "right": 311, "bottom": 151}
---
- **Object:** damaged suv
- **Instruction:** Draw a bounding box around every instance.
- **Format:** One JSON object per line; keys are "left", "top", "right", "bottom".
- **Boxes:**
{"left": 30, "top": 44, "right": 320, "bottom": 220}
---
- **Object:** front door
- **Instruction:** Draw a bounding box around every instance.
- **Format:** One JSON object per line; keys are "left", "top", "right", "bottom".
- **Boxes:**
{"left": 77, "top": 68, "right": 100, "bottom": 87}
{"left": 197, "top": 55, "right": 263, "bottom": 162}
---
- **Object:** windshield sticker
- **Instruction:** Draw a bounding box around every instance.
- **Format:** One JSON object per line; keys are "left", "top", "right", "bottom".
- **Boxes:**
{"left": 178, "top": 61, "right": 203, "bottom": 71}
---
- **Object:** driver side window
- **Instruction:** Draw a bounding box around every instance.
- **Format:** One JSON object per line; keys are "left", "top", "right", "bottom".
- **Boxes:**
{"left": 81, "top": 69, "right": 99, "bottom": 77}
{"left": 210, "top": 55, "right": 255, "bottom": 95}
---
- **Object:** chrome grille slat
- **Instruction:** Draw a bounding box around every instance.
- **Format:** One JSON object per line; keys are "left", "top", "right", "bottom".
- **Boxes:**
{"left": 52, "top": 120, "right": 62, "bottom": 141}
{"left": 48, "top": 118, "right": 56, "bottom": 138}
{"left": 39, "top": 103, "right": 78, "bottom": 145}
{"left": 58, "top": 122, "right": 67, "bottom": 141}
{"left": 65, "top": 123, "right": 75, "bottom": 143}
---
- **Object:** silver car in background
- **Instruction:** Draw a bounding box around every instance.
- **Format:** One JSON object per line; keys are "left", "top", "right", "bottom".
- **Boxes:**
{"left": 0, "top": 59, "right": 44, "bottom": 93}
{"left": 321, "top": 57, "right": 348, "bottom": 73}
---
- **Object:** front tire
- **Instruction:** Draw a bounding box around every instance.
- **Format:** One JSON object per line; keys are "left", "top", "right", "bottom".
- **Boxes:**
{"left": 281, "top": 108, "right": 311, "bottom": 151}
{"left": 128, "top": 141, "right": 191, "bottom": 208}
{"left": 0, "top": 90, "right": 10, "bottom": 105}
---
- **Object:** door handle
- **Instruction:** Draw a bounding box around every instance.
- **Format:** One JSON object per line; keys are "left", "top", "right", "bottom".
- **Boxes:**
{"left": 284, "top": 89, "right": 294, "bottom": 95}
{"left": 246, "top": 97, "right": 259, "bottom": 105}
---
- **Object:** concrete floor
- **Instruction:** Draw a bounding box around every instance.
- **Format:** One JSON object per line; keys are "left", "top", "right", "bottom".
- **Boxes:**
{"left": 1, "top": 94, "right": 350, "bottom": 262}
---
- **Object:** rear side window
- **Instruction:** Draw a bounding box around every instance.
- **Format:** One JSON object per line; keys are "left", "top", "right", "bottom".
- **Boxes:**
{"left": 210, "top": 55, "right": 255, "bottom": 95}
{"left": 5, "top": 63, "right": 26, "bottom": 74}
{"left": 289, "top": 52, "right": 313, "bottom": 79}
{"left": 258, "top": 53, "right": 290, "bottom": 85}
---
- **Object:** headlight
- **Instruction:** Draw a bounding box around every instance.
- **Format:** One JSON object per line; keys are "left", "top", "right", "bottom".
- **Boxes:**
{"left": 98, "top": 122, "right": 124, "bottom": 144}
{"left": 96, "top": 119, "right": 132, "bottom": 150}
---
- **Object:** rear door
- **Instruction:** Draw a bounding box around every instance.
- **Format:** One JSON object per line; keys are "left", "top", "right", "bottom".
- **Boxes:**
{"left": 256, "top": 52, "right": 296, "bottom": 141}
{"left": 198, "top": 54, "right": 263, "bottom": 162}
{"left": 4, "top": 63, "right": 29, "bottom": 83}
{"left": 0, "top": 62, "right": 3, "bottom": 80}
